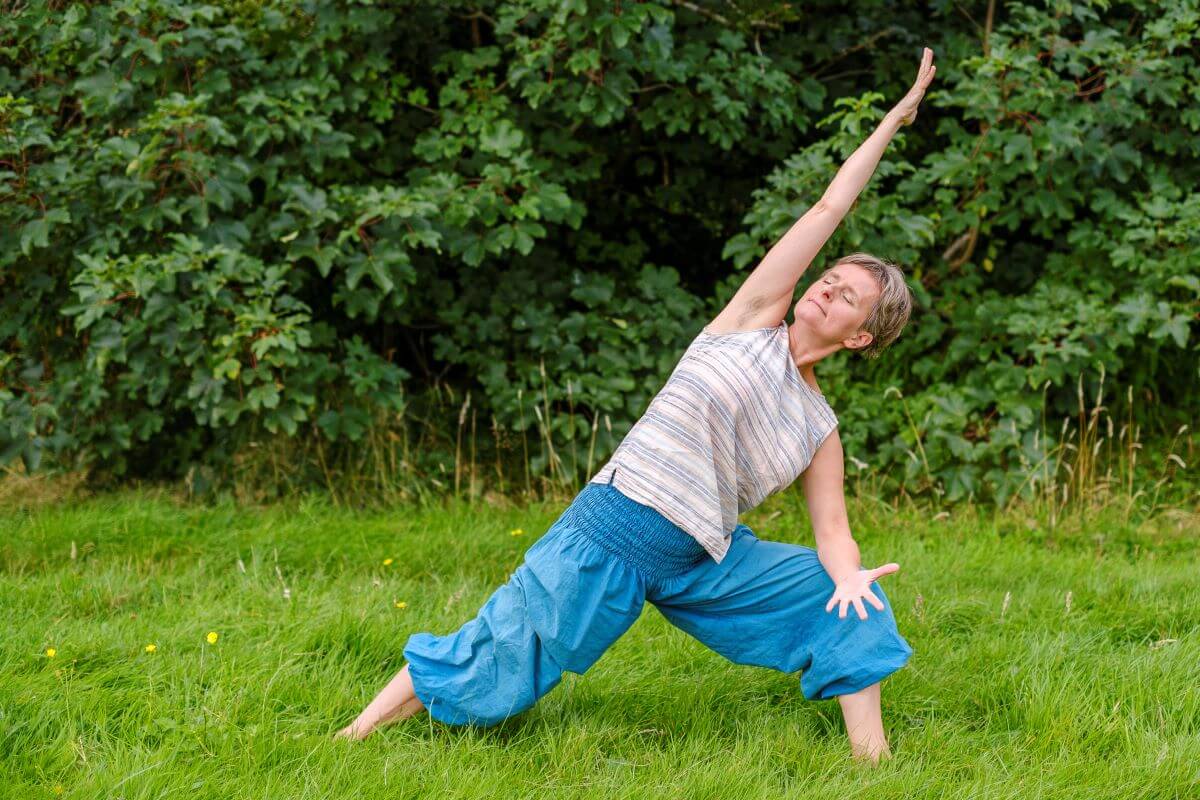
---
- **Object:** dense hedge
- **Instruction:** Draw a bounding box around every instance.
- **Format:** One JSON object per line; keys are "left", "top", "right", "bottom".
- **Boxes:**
{"left": 2, "top": 0, "right": 1196, "bottom": 503}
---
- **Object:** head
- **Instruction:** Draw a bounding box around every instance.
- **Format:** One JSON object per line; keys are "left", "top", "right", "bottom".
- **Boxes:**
{"left": 792, "top": 253, "right": 913, "bottom": 359}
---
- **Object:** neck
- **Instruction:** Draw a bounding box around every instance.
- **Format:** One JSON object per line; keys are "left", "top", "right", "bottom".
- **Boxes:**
{"left": 786, "top": 322, "right": 842, "bottom": 376}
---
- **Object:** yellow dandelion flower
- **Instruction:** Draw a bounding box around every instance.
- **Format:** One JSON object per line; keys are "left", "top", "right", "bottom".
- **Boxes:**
{"left": 509, "top": 528, "right": 524, "bottom": 536}
{"left": 53, "top": 785, "right": 64, "bottom": 796}
{"left": 206, "top": 631, "right": 219, "bottom": 645}
{"left": 382, "top": 557, "right": 394, "bottom": 566}
{"left": 145, "top": 643, "right": 157, "bottom": 653}
{"left": 394, "top": 600, "right": 408, "bottom": 609}
{"left": 45, "top": 647, "right": 56, "bottom": 658}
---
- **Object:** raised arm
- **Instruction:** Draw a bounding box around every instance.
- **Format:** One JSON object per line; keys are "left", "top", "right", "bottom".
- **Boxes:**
{"left": 708, "top": 47, "right": 936, "bottom": 333}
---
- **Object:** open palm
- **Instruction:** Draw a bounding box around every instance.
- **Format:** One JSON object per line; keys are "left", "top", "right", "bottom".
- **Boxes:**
{"left": 891, "top": 47, "right": 936, "bottom": 127}
{"left": 825, "top": 563, "right": 900, "bottom": 620}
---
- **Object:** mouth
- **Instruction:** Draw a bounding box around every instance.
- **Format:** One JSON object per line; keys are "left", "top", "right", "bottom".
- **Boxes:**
{"left": 808, "top": 298, "right": 826, "bottom": 317}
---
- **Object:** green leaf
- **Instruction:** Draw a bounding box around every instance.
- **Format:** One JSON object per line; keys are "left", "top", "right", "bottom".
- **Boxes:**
{"left": 247, "top": 383, "right": 281, "bottom": 410}
{"left": 215, "top": 358, "right": 241, "bottom": 380}
{"left": 1150, "top": 314, "right": 1190, "bottom": 348}
{"left": 479, "top": 119, "right": 524, "bottom": 157}
{"left": 366, "top": 259, "right": 395, "bottom": 294}
{"left": 19, "top": 218, "right": 49, "bottom": 255}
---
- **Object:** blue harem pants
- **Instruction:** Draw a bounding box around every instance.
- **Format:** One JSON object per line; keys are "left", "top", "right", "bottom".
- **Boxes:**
{"left": 403, "top": 473, "right": 913, "bottom": 727}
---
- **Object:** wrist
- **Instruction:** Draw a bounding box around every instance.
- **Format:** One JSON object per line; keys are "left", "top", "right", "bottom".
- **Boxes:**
{"left": 831, "top": 567, "right": 863, "bottom": 585}
{"left": 880, "top": 110, "right": 904, "bottom": 135}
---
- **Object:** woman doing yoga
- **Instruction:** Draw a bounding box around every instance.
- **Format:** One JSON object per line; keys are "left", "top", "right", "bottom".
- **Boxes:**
{"left": 337, "top": 47, "right": 937, "bottom": 763}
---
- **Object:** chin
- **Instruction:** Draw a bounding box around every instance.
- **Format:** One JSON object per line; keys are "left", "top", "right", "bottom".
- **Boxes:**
{"left": 794, "top": 303, "right": 820, "bottom": 325}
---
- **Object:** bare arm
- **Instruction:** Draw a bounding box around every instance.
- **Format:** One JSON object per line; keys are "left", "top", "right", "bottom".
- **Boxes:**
{"left": 822, "top": 46, "right": 937, "bottom": 215}
{"left": 820, "top": 113, "right": 905, "bottom": 215}
{"left": 800, "top": 428, "right": 862, "bottom": 584}
{"left": 709, "top": 48, "right": 937, "bottom": 333}
{"left": 800, "top": 428, "right": 899, "bottom": 619}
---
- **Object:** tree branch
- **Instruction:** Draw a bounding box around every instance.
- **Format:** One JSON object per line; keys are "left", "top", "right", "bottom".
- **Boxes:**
{"left": 670, "top": 0, "right": 781, "bottom": 31}
{"left": 812, "top": 27, "right": 902, "bottom": 78}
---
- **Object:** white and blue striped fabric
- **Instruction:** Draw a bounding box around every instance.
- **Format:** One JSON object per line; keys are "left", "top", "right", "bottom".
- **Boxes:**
{"left": 588, "top": 320, "right": 839, "bottom": 564}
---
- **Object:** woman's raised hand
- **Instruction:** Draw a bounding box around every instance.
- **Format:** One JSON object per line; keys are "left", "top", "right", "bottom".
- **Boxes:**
{"left": 890, "top": 47, "right": 936, "bottom": 127}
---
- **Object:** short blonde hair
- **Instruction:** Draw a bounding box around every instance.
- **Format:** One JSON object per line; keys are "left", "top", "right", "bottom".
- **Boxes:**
{"left": 828, "top": 252, "right": 914, "bottom": 359}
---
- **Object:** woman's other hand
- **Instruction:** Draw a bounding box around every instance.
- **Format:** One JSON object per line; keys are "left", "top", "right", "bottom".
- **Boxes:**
{"left": 890, "top": 47, "right": 936, "bottom": 127}
{"left": 825, "top": 563, "right": 900, "bottom": 620}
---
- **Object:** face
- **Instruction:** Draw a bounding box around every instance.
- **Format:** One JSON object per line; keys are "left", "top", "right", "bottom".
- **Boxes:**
{"left": 792, "top": 263, "right": 882, "bottom": 351}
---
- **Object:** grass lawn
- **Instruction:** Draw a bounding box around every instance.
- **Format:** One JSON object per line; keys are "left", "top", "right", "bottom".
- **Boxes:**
{"left": 3, "top": 488, "right": 1198, "bottom": 799}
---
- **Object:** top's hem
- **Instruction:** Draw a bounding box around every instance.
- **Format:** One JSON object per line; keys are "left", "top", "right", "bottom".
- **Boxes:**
{"left": 588, "top": 463, "right": 729, "bottom": 564}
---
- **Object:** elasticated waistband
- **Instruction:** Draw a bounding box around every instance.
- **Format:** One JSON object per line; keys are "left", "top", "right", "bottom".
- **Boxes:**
{"left": 563, "top": 481, "right": 708, "bottom": 580}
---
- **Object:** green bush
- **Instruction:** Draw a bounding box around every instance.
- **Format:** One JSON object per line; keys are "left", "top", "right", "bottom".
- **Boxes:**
{"left": 1, "top": 0, "right": 1195, "bottom": 503}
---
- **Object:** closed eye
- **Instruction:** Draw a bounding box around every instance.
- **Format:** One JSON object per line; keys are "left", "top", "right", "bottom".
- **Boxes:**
{"left": 823, "top": 277, "right": 853, "bottom": 303}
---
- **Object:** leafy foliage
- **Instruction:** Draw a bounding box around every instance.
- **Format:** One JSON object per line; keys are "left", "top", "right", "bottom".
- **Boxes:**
{"left": 1, "top": 0, "right": 1196, "bottom": 502}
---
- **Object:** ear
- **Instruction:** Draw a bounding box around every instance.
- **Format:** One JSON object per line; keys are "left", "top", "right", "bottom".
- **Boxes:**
{"left": 842, "top": 330, "right": 874, "bottom": 352}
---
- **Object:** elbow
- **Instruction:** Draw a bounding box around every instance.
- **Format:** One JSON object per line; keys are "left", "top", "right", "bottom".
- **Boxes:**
{"left": 813, "top": 198, "right": 848, "bottom": 219}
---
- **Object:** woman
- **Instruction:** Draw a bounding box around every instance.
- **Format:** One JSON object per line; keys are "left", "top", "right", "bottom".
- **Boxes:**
{"left": 338, "top": 48, "right": 937, "bottom": 763}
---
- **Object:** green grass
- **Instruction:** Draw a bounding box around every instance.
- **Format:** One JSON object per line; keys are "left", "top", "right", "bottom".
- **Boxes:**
{"left": 2, "top": 489, "right": 1198, "bottom": 799}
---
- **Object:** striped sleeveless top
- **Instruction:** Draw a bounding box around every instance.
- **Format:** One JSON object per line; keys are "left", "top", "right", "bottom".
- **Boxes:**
{"left": 588, "top": 320, "right": 839, "bottom": 564}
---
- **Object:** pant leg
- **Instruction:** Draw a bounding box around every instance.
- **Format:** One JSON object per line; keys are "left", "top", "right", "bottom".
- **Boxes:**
{"left": 403, "top": 513, "right": 648, "bottom": 727}
{"left": 648, "top": 524, "right": 912, "bottom": 701}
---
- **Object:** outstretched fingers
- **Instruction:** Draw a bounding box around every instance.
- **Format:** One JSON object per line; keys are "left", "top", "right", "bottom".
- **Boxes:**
{"left": 825, "top": 563, "right": 899, "bottom": 619}
{"left": 917, "top": 47, "right": 936, "bottom": 88}
{"left": 867, "top": 562, "right": 900, "bottom": 581}
{"left": 864, "top": 587, "right": 885, "bottom": 612}
{"left": 853, "top": 597, "right": 869, "bottom": 620}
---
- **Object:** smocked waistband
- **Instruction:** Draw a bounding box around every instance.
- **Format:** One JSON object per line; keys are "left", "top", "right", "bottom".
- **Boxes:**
{"left": 563, "top": 481, "right": 708, "bottom": 580}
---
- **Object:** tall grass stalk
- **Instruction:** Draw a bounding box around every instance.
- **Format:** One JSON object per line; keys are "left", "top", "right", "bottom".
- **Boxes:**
{"left": 453, "top": 390, "right": 469, "bottom": 498}
{"left": 2, "top": 365, "right": 1190, "bottom": 526}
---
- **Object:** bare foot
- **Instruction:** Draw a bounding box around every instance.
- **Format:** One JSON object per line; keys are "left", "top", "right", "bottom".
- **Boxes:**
{"left": 335, "top": 665, "right": 425, "bottom": 742}
{"left": 333, "top": 722, "right": 371, "bottom": 741}
{"left": 851, "top": 742, "right": 892, "bottom": 765}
